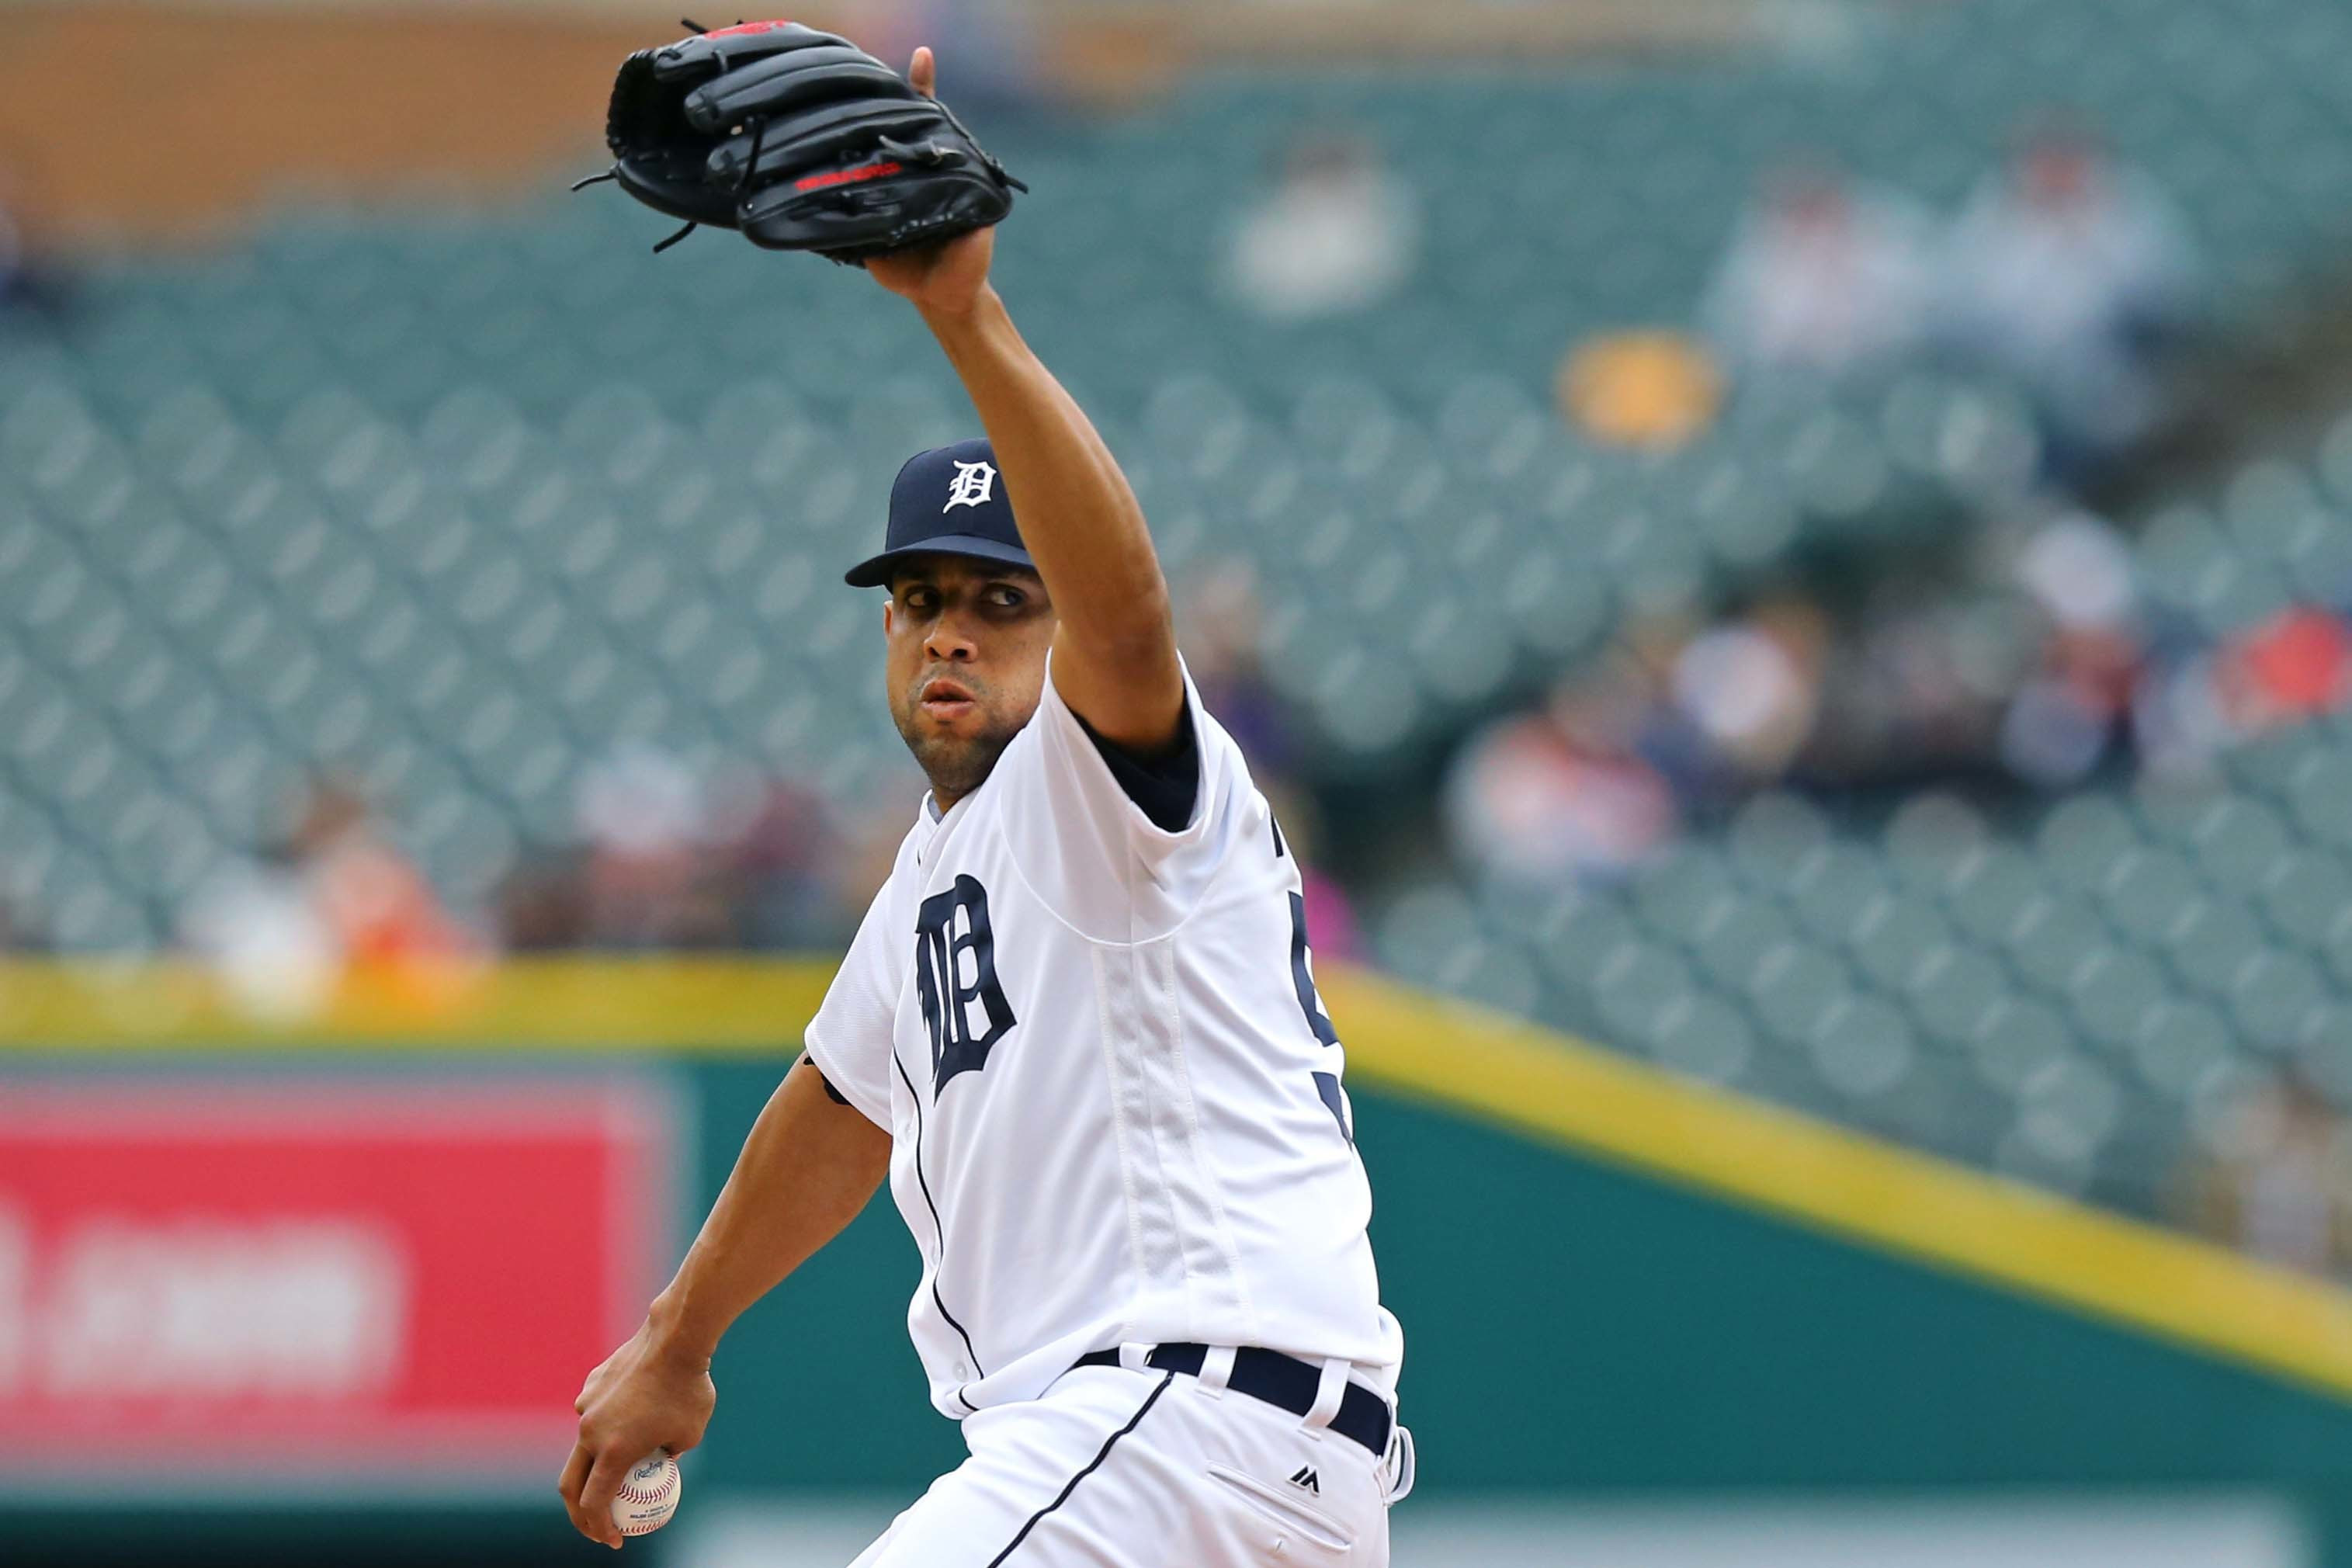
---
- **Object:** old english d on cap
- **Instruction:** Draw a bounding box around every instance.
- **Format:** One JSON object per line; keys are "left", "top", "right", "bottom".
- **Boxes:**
{"left": 843, "top": 438, "right": 1034, "bottom": 588}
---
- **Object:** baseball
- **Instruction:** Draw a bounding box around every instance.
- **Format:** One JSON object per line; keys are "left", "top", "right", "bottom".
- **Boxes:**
{"left": 610, "top": 1450, "right": 682, "bottom": 1537}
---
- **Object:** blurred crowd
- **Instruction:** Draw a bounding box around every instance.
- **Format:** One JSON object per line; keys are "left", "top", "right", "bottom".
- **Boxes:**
{"left": 0, "top": 109, "right": 2289, "bottom": 1003}
{"left": 0, "top": 570, "right": 1361, "bottom": 1022}
{"left": 1443, "top": 501, "right": 2352, "bottom": 887}
{"left": 1218, "top": 113, "right": 2262, "bottom": 892}
{"left": 1224, "top": 127, "right": 1422, "bottom": 321}
{"left": 1705, "top": 123, "right": 2201, "bottom": 486}
{"left": 0, "top": 80, "right": 2332, "bottom": 1277}
{"left": 2185, "top": 1067, "right": 2352, "bottom": 1280}
{"left": 1223, "top": 118, "right": 2202, "bottom": 495}
{"left": 158, "top": 763, "right": 903, "bottom": 1022}
{"left": 1430, "top": 117, "right": 2293, "bottom": 890}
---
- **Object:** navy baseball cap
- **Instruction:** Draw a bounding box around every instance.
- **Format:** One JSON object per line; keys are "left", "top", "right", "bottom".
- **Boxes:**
{"left": 843, "top": 438, "right": 1036, "bottom": 588}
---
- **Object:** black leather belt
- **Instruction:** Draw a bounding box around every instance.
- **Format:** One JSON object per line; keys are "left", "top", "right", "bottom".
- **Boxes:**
{"left": 1074, "top": 1344, "right": 1392, "bottom": 1457}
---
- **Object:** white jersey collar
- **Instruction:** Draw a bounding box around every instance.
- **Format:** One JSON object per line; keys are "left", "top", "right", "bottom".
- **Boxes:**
{"left": 914, "top": 786, "right": 975, "bottom": 866}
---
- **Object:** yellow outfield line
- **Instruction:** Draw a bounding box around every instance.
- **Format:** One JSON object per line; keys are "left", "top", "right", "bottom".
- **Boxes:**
{"left": 6, "top": 956, "right": 2350, "bottom": 1399}
{"left": 0, "top": 957, "right": 834, "bottom": 1049}
{"left": 1319, "top": 965, "right": 2352, "bottom": 1405}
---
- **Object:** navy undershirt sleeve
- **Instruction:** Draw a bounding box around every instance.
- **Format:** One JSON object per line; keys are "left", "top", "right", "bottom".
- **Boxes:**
{"left": 1073, "top": 695, "right": 1201, "bottom": 834}
{"left": 802, "top": 1056, "right": 852, "bottom": 1105}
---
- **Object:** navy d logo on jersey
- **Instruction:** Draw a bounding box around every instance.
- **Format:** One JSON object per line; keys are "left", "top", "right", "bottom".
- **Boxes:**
{"left": 914, "top": 874, "right": 1017, "bottom": 1094}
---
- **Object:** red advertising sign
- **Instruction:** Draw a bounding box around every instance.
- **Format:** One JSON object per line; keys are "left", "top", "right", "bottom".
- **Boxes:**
{"left": 0, "top": 1076, "right": 675, "bottom": 1486}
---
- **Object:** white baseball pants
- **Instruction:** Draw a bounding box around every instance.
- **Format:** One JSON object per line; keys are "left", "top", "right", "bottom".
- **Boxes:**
{"left": 848, "top": 1362, "right": 1410, "bottom": 1566}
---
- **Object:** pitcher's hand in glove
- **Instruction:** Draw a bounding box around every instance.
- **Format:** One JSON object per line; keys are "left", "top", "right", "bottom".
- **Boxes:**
{"left": 862, "top": 49, "right": 998, "bottom": 309}
{"left": 585, "top": 20, "right": 1023, "bottom": 263}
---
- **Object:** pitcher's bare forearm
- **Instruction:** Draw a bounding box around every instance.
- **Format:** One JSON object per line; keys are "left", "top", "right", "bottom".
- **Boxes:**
{"left": 918, "top": 287, "right": 1184, "bottom": 751}
{"left": 650, "top": 1056, "right": 890, "bottom": 1360}
{"left": 561, "top": 1058, "right": 883, "bottom": 1546}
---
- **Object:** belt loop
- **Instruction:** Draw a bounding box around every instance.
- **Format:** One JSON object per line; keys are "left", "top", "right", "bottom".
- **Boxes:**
{"left": 1382, "top": 1424, "right": 1417, "bottom": 1507}
{"left": 1117, "top": 1341, "right": 1153, "bottom": 1374}
{"left": 1196, "top": 1345, "right": 1237, "bottom": 1399}
{"left": 1299, "top": 1357, "right": 1350, "bottom": 1439}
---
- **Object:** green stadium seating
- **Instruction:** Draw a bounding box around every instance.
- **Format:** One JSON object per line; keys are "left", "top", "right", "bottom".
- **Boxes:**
{"left": 6, "top": 0, "right": 2352, "bottom": 1221}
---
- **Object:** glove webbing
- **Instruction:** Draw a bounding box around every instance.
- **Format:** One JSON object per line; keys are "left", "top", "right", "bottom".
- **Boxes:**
{"left": 571, "top": 17, "right": 748, "bottom": 254}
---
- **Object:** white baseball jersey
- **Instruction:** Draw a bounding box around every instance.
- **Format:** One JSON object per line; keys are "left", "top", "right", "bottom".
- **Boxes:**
{"left": 803, "top": 655, "right": 1403, "bottom": 1421}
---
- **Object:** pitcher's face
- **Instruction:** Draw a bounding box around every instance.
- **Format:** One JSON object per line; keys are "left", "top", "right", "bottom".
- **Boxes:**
{"left": 883, "top": 555, "right": 1055, "bottom": 805}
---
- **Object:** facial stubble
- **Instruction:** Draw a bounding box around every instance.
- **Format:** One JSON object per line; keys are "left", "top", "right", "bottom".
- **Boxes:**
{"left": 893, "top": 678, "right": 1028, "bottom": 803}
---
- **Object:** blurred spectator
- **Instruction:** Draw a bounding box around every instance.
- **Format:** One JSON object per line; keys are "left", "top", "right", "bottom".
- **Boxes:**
{"left": 0, "top": 159, "right": 73, "bottom": 320}
{"left": 293, "top": 779, "right": 472, "bottom": 966}
{"left": 1225, "top": 128, "right": 1420, "bottom": 320}
{"left": 1702, "top": 161, "right": 1936, "bottom": 376}
{"left": 1998, "top": 512, "right": 2146, "bottom": 786}
{"left": 572, "top": 745, "right": 731, "bottom": 949}
{"left": 1945, "top": 121, "right": 2200, "bottom": 479}
{"left": 1807, "top": 581, "right": 2012, "bottom": 782}
{"left": 2218, "top": 604, "right": 2352, "bottom": 729}
{"left": 872, "top": 0, "right": 1049, "bottom": 120}
{"left": 2184, "top": 1068, "right": 2352, "bottom": 1278}
{"left": 1556, "top": 330, "right": 1722, "bottom": 450}
{"left": 717, "top": 775, "right": 845, "bottom": 950}
{"left": 2000, "top": 628, "right": 2142, "bottom": 786}
{"left": 1261, "top": 781, "right": 1363, "bottom": 966}
{"left": 1179, "top": 563, "right": 1299, "bottom": 785}
{"left": 182, "top": 775, "right": 474, "bottom": 1022}
{"left": 834, "top": 796, "right": 924, "bottom": 925}
{"left": 494, "top": 848, "right": 591, "bottom": 952}
{"left": 0, "top": 889, "right": 49, "bottom": 952}
{"left": 2132, "top": 647, "right": 2237, "bottom": 782}
{"left": 1443, "top": 656, "right": 1680, "bottom": 886}
{"left": 1667, "top": 597, "right": 1828, "bottom": 786}
{"left": 494, "top": 762, "right": 855, "bottom": 953}
{"left": 2132, "top": 603, "right": 2352, "bottom": 780}
{"left": 2014, "top": 508, "right": 2138, "bottom": 632}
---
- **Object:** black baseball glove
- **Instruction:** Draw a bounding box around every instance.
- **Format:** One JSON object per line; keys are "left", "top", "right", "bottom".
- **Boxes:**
{"left": 580, "top": 19, "right": 1025, "bottom": 263}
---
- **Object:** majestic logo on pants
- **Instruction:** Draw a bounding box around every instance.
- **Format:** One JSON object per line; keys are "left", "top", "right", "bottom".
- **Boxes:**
{"left": 914, "top": 875, "right": 1016, "bottom": 1094}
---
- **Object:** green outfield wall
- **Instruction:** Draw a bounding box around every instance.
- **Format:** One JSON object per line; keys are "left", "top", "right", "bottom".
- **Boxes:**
{"left": 7, "top": 960, "right": 2352, "bottom": 1563}
{"left": 689, "top": 1056, "right": 2352, "bottom": 1494}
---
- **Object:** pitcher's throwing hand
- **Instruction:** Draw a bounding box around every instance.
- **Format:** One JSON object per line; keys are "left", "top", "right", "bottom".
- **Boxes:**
{"left": 557, "top": 1320, "right": 713, "bottom": 1549}
{"left": 563, "top": 29, "right": 1410, "bottom": 1564}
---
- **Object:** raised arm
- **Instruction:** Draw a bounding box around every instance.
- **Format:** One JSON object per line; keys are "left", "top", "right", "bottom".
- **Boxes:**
{"left": 558, "top": 1056, "right": 889, "bottom": 1547}
{"left": 863, "top": 47, "right": 1185, "bottom": 753}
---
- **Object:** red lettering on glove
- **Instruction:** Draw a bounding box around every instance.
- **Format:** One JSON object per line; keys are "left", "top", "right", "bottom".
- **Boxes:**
{"left": 703, "top": 19, "right": 793, "bottom": 36}
{"left": 794, "top": 160, "right": 904, "bottom": 193}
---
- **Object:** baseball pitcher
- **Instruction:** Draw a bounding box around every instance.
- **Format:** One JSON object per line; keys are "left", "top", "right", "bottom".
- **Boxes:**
{"left": 561, "top": 35, "right": 1409, "bottom": 1566}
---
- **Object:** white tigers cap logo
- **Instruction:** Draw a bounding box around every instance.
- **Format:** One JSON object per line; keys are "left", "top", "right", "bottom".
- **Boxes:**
{"left": 944, "top": 460, "right": 998, "bottom": 512}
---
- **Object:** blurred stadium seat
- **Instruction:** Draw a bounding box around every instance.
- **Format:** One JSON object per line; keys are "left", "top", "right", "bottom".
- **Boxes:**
{"left": 19, "top": 2, "right": 2352, "bottom": 1564}
{"left": 5, "top": 0, "right": 2352, "bottom": 1244}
